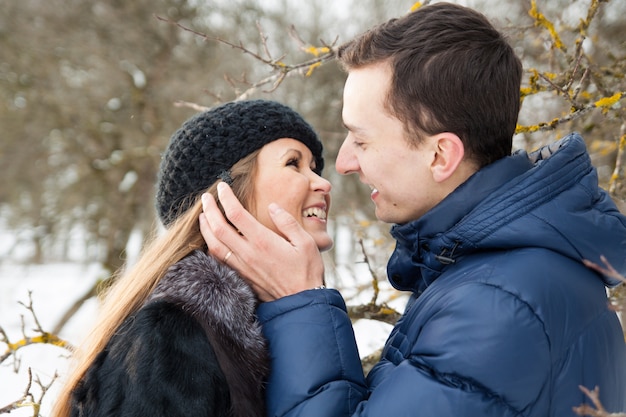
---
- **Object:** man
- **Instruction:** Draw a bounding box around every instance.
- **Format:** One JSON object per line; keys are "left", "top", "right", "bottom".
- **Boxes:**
{"left": 199, "top": 3, "right": 626, "bottom": 416}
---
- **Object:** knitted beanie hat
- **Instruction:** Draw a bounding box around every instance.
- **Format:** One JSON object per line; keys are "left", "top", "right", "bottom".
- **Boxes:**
{"left": 156, "top": 99, "right": 324, "bottom": 227}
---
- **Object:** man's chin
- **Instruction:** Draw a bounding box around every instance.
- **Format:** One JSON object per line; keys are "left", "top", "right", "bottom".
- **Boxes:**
{"left": 374, "top": 207, "right": 392, "bottom": 224}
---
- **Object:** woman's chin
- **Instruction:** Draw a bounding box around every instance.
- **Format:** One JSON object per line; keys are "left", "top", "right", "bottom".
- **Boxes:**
{"left": 315, "top": 235, "right": 334, "bottom": 252}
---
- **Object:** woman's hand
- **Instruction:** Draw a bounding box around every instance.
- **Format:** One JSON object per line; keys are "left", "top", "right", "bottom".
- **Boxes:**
{"left": 199, "top": 182, "right": 325, "bottom": 302}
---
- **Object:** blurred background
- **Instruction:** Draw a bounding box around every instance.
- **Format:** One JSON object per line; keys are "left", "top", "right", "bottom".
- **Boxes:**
{"left": 1, "top": 0, "right": 625, "bottom": 342}
{"left": 1, "top": 0, "right": 625, "bottom": 414}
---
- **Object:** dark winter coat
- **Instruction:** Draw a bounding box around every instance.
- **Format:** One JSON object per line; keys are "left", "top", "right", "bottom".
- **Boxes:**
{"left": 257, "top": 133, "right": 626, "bottom": 417}
{"left": 70, "top": 250, "right": 269, "bottom": 417}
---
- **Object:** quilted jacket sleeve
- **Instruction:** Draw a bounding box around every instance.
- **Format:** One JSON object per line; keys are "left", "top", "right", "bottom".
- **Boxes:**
{"left": 71, "top": 300, "right": 231, "bottom": 417}
{"left": 361, "top": 281, "right": 552, "bottom": 417}
{"left": 258, "top": 283, "right": 551, "bottom": 417}
{"left": 256, "top": 289, "right": 368, "bottom": 417}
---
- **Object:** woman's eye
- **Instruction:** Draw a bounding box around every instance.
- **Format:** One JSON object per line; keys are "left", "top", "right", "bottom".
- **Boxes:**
{"left": 287, "top": 157, "right": 300, "bottom": 167}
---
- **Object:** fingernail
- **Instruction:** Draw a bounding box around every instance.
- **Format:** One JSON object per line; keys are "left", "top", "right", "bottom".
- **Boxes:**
{"left": 217, "top": 182, "right": 227, "bottom": 193}
{"left": 201, "top": 193, "right": 209, "bottom": 210}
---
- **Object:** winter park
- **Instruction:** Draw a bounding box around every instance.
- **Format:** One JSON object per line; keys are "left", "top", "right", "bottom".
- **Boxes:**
{"left": 1, "top": 0, "right": 626, "bottom": 416}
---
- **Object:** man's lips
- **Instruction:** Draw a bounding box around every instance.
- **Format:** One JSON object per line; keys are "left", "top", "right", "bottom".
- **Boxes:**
{"left": 370, "top": 188, "right": 379, "bottom": 200}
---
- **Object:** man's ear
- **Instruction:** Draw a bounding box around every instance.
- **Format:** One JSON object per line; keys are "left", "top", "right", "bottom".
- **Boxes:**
{"left": 430, "top": 133, "right": 465, "bottom": 183}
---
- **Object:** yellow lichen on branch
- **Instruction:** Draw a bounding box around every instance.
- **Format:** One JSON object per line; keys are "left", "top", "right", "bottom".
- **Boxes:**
{"left": 305, "top": 62, "right": 322, "bottom": 77}
{"left": 410, "top": 2, "right": 422, "bottom": 12}
{"left": 6, "top": 333, "right": 71, "bottom": 352}
{"left": 517, "top": 91, "right": 625, "bottom": 134}
{"left": 577, "top": 0, "right": 606, "bottom": 36}
{"left": 520, "top": 69, "right": 549, "bottom": 100}
{"left": 2, "top": 333, "right": 73, "bottom": 363}
{"left": 520, "top": 87, "right": 533, "bottom": 99}
{"left": 516, "top": 118, "right": 560, "bottom": 134}
{"left": 595, "top": 92, "right": 622, "bottom": 114}
{"left": 304, "top": 46, "right": 330, "bottom": 57}
{"left": 529, "top": 0, "right": 566, "bottom": 52}
{"left": 1, "top": 291, "right": 75, "bottom": 364}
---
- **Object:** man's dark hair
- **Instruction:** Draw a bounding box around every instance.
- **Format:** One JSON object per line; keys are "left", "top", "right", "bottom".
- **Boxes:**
{"left": 337, "top": 2, "right": 523, "bottom": 167}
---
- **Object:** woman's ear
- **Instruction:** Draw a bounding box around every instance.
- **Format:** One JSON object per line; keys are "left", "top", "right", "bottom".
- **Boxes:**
{"left": 430, "top": 133, "right": 465, "bottom": 183}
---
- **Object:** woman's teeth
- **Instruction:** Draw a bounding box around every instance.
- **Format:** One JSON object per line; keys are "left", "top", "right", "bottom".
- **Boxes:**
{"left": 302, "top": 207, "right": 327, "bottom": 220}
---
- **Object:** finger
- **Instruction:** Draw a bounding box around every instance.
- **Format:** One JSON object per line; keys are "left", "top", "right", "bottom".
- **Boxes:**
{"left": 216, "top": 182, "right": 265, "bottom": 237}
{"left": 268, "top": 203, "right": 315, "bottom": 249}
{"left": 200, "top": 193, "right": 238, "bottom": 261}
{"left": 199, "top": 212, "right": 221, "bottom": 253}
{"left": 202, "top": 188, "right": 270, "bottom": 266}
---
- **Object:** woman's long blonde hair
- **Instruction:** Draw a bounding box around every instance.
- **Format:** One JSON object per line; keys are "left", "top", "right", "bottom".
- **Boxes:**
{"left": 52, "top": 151, "right": 259, "bottom": 417}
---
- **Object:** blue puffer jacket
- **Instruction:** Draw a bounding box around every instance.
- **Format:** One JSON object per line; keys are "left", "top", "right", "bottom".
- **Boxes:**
{"left": 257, "top": 133, "right": 626, "bottom": 417}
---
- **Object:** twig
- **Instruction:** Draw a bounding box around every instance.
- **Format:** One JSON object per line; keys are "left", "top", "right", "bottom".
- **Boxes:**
{"left": 0, "top": 368, "right": 34, "bottom": 415}
{"left": 256, "top": 21, "right": 277, "bottom": 63}
{"left": 173, "top": 100, "right": 210, "bottom": 112}
{"left": 565, "top": 44, "right": 585, "bottom": 93}
{"left": 0, "top": 368, "right": 59, "bottom": 416}
{"left": 516, "top": 91, "right": 625, "bottom": 133}
{"left": 361, "top": 347, "right": 382, "bottom": 376}
{"left": 154, "top": 15, "right": 271, "bottom": 66}
{"left": 345, "top": 239, "right": 401, "bottom": 325}
{"left": 154, "top": 14, "right": 337, "bottom": 100}
{"left": 534, "top": 44, "right": 589, "bottom": 112}
{"left": 608, "top": 123, "right": 626, "bottom": 198}
{"left": 583, "top": 255, "right": 626, "bottom": 284}
{"left": 358, "top": 239, "right": 380, "bottom": 305}
{"left": 18, "top": 291, "right": 45, "bottom": 333}
{"left": 583, "top": 255, "right": 626, "bottom": 315}
{"left": 573, "top": 385, "right": 626, "bottom": 417}
{"left": 571, "top": 67, "right": 590, "bottom": 103}
{"left": 1, "top": 292, "right": 74, "bottom": 364}
{"left": 347, "top": 303, "right": 401, "bottom": 325}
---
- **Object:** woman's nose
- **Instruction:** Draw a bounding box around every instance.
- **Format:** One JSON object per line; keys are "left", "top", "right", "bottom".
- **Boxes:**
{"left": 311, "top": 172, "right": 331, "bottom": 194}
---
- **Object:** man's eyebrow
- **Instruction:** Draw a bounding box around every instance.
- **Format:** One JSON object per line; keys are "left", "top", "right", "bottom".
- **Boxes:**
{"left": 342, "top": 121, "right": 364, "bottom": 134}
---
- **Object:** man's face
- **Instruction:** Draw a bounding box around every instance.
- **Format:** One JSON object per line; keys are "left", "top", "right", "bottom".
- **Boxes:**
{"left": 336, "top": 62, "right": 441, "bottom": 225}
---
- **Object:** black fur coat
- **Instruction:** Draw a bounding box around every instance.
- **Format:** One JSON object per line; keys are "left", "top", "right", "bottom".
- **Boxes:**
{"left": 70, "top": 250, "right": 269, "bottom": 417}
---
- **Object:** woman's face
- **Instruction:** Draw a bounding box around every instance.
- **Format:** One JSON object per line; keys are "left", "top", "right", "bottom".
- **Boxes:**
{"left": 252, "top": 138, "right": 333, "bottom": 252}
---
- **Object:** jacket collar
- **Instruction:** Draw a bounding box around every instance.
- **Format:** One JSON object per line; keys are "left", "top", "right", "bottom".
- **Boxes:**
{"left": 387, "top": 143, "right": 533, "bottom": 293}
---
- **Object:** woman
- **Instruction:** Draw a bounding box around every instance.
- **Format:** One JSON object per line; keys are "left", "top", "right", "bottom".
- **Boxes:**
{"left": 52, "top": 100, "right": 331, "bottom": 417}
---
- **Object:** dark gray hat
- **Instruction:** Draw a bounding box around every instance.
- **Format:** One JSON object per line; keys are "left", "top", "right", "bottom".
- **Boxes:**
{"left": 156, "top": 100, "right": 324, "bottom": 226}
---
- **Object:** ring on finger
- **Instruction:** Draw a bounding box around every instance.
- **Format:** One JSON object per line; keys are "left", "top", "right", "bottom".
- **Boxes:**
{"left": 223, "top": 250, "right": 233, "bottom": 263}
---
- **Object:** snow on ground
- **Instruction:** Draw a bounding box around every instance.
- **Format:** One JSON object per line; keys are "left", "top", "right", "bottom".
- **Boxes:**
{"left": 0, "top": 262, "right": 102, "bottom": 416}
{"left": 0, "top": 260, "right": 399, "bottom": 416}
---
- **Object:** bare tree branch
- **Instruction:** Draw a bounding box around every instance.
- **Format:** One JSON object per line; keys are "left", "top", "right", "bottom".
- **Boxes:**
{"left": 516, "top": 91, "right": 625, "bottom": 133}
{"left": 0, "top": 368, "right": 34, "bottom": 415}
{"left": 1, "top": 292, "right": 74, "bottom": 365}
{"left": 0, "top": 368, "right": 59, "bottom": 416}
{"left": 573, "top": 385, "right": 626, "bottom": 417}
{"left": 154, "top": 14, "right": 337, "bottom": 101}
{"left": 583, "top": 255, "right": 626, "bottom": 284}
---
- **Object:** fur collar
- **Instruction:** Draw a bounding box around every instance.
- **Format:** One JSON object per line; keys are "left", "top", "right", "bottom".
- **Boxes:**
{"left": 149, "top": 250, "right": 268, "bottom": 417}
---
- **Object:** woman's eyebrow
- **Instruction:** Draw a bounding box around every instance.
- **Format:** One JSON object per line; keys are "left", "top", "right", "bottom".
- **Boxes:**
{"left": 279, "top": 148, "right": 304, "bottom": 158}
